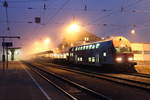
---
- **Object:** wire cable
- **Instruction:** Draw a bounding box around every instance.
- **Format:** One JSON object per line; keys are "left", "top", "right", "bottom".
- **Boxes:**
{"left": 46, "top": 0, "right": 70, "bottom": 25}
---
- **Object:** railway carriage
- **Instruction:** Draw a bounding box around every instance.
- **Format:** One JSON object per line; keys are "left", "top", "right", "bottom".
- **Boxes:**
{"left": 68, "top": 36, "right": 136, "bottom": 67}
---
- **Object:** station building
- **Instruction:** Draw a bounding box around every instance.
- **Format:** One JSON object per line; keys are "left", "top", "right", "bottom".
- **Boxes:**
{"left": 131, "top": 43, "right": 150, "bottom": 61}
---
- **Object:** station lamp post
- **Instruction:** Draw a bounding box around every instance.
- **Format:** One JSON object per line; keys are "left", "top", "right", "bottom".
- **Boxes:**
{"left": 68, "top": 22, "right": 80, "bottom": 33}
{"left": 131, "top": 29, "right": 136, "bottom": 34}
{"left": 63, "top": 21, "right": 82, "bottom": 49}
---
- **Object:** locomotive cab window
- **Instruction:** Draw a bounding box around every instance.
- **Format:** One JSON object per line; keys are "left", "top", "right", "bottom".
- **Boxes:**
{"left": 115, "top": 47, "right": 131, "bottom": 53}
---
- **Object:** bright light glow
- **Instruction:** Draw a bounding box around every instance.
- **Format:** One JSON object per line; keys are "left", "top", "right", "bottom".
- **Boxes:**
{"left": 121, "top": 44, "right": 125, "bottom": 47}
{"left": 62, "top": 45, "right": 64, "bottom": 49}
{"left": 68, "top": 23, "right": 80, "bottom": 32}
{"left": 71, "top": 43, "right": 74, "bottom": 47}
{"left": 116, "top": 57, "right": 122, "bottom": 62}
{"left": 128, "top": 57, "right": 133, "bottom": 61}
{"left": 103, "top": 52, "right": 107, "bottom": 56}
{"left": 63, "top": 21, "right": 82, "bottom": 42}
{"left": 34, "top": 41, "right": 40, "bottom": 45}
{"left": 131, "top": 29, "right": 135, "bottom": 34}
{"left": 84, "top": 37, "right": 89, "bottom": 41}
{"left": 31, "top": 37, "right": 52, "bottom": 54}
{"left": 44, "top": 37, "right": 50, "bottom": 45}
{"left": 102, "top": 37, "right": 105, "bottom": 40}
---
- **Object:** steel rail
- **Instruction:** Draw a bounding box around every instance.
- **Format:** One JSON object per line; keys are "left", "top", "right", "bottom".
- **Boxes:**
{"left": 23, "top": 61, "right": 112, "bottom": 100}
{"left": 28, "top": 65, "right": 77, "bottom": 100}
{"left": 35, "top": 61, "right": 150, "bottom": 91}
{"left": 126, "top": 73, "right": 150, "bottom": 78}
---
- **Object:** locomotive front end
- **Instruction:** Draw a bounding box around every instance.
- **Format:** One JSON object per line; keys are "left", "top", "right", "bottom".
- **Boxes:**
{"left": 112, "top": 37, "right": 136, "bottom": 66}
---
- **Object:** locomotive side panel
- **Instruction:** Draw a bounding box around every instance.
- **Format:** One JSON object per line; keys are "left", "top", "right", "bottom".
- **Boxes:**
{"left": 68, "top": 36, "right": 136, "bottom": 68}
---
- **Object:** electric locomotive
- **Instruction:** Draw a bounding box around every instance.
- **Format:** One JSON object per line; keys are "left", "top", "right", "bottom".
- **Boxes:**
{"left": 68, "top": 36, "right": 136, "bottom": 67}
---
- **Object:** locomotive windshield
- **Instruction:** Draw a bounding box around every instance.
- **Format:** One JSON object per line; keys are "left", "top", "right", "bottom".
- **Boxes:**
{"left": 112, "top": 36, "right": 132, "bottom": 53}
{"left": 115, "top": 47, "right": 132, "bottom": 53}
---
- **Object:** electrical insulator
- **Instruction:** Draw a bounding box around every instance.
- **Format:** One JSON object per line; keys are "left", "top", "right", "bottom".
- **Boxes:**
{"left": 44, "top": 3, "right": 46, "bottom": 10}
{"left": 84, "top": 5, "right": 87, "bottom": 11}
{"left": 3, "top": 1, "right": 8, "bottom": 8}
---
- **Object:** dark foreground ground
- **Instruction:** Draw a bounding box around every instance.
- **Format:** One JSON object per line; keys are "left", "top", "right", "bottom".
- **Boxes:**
{"left": 0, "top": 61, "right": 70, "bottom": 100}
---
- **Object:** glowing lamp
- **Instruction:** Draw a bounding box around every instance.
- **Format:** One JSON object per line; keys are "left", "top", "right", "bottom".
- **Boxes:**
{"left": 116, "top": 57, "right": 122, "bottom": 62}
{"left": 69, "top": 23, "right": 80, "bottom": 32}
{"left": 44, "top": 38, "right": 50, "bottom": 45}
{"left": 131, "top": 29, "right": 135, "bottom": 34}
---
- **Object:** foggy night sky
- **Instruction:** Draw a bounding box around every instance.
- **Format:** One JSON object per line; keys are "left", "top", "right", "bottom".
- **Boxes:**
{"left": 0, "top": 0, "right": 150, "bottom": 55}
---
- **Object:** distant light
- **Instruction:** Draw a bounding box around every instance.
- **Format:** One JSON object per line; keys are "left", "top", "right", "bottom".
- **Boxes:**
{"left": 15, "top": 50, "right": 20, "bottom": 55}
{"left": 83, "top": 41, "right": 86, "bottom": 44}
{"left": 44, "top": 37, "right": 50, "bottom": 45}
{"left": 101, "top": 37, "right": 105, "bottom": 40}
{"left": 131, "top": 29, "right": 135, "bottom": 34}
{"left": 69, "top": 23, "right": 80, "bottom": 32}
{"left": 34, "top": 41, "right": 40, "bottom": 45}
{"left": 71, "top": 43, "right": 74, "bottom": 47}
{"left": 62, "top": 45, "right": 64, "bottom": 49}
{"left": 84, "top": 37, "right": 89, "bottom": 41}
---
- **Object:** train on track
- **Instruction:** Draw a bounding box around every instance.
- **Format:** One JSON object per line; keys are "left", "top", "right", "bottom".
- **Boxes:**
{"left": 34, "top": 36, "right": 137, "bottom": 70}
{"left": 68, "top": 36, "right": 136, "bottom": 67}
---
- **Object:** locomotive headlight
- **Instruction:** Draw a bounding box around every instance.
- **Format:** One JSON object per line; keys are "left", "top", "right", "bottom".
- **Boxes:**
{"left": 128, "top": 57, "right": 133, "bottom": 61}
{"left": 116, "top": 57, "right": 122, "bottom": 62}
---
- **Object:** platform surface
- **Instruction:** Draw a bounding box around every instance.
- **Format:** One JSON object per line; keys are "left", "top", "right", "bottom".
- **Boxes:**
{"left": 0, "top": 61, "right": 69, "bottom": 100}
{"left": 135, "top": 61, "right": 150, "bottom": 74}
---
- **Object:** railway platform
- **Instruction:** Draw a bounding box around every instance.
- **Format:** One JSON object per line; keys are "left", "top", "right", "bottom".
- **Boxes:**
{"left": 0, "top": 61, "right": 69, "bottom": 100}
{"left": 135, "top": 61, "right": 150, "bottom": 75}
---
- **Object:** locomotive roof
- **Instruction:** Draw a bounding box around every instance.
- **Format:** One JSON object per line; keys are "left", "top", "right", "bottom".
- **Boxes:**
{"left": 72, "top": 36, "right": 131, "bottom": 48}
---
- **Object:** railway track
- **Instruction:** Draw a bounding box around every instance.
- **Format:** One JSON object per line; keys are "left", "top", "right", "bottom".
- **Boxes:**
{"left": 24, "top": 61, "right": 112, "bottom": 100}
{"left": 126, "top": 73, "right": 150, "bottom": 79}
{"left": 33, "top": 61, "right": 150, "bottom": 91}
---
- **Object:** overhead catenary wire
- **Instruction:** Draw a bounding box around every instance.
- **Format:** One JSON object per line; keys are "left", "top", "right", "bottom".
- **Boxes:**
{"left": 0, "top": 0, "right": 143, "bottom": 29}
{"left": 0, "top": 0, "right": 47, "bottom": 3}
{"left": 46, "top": 0, "right": 71, "bottom": 25}
{"left": 1, "top": 0, "right": 150, "bottom": 40}
{"left": 89, "top": 0, "right": 143, "bottom": 25}
{"left": 82, "top": 0, "right": 145, "bottom": 38}
{"left": 84, "top": 0, "right": 144, "bottom": 31}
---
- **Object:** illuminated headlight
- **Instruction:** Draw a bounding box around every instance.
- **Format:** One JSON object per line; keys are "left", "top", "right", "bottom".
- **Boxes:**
{"left": 128, "top": 57, "right": 133, "bottom": 61}
{"left": 116, "top": 57, "right": 122, "bottom": 62}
